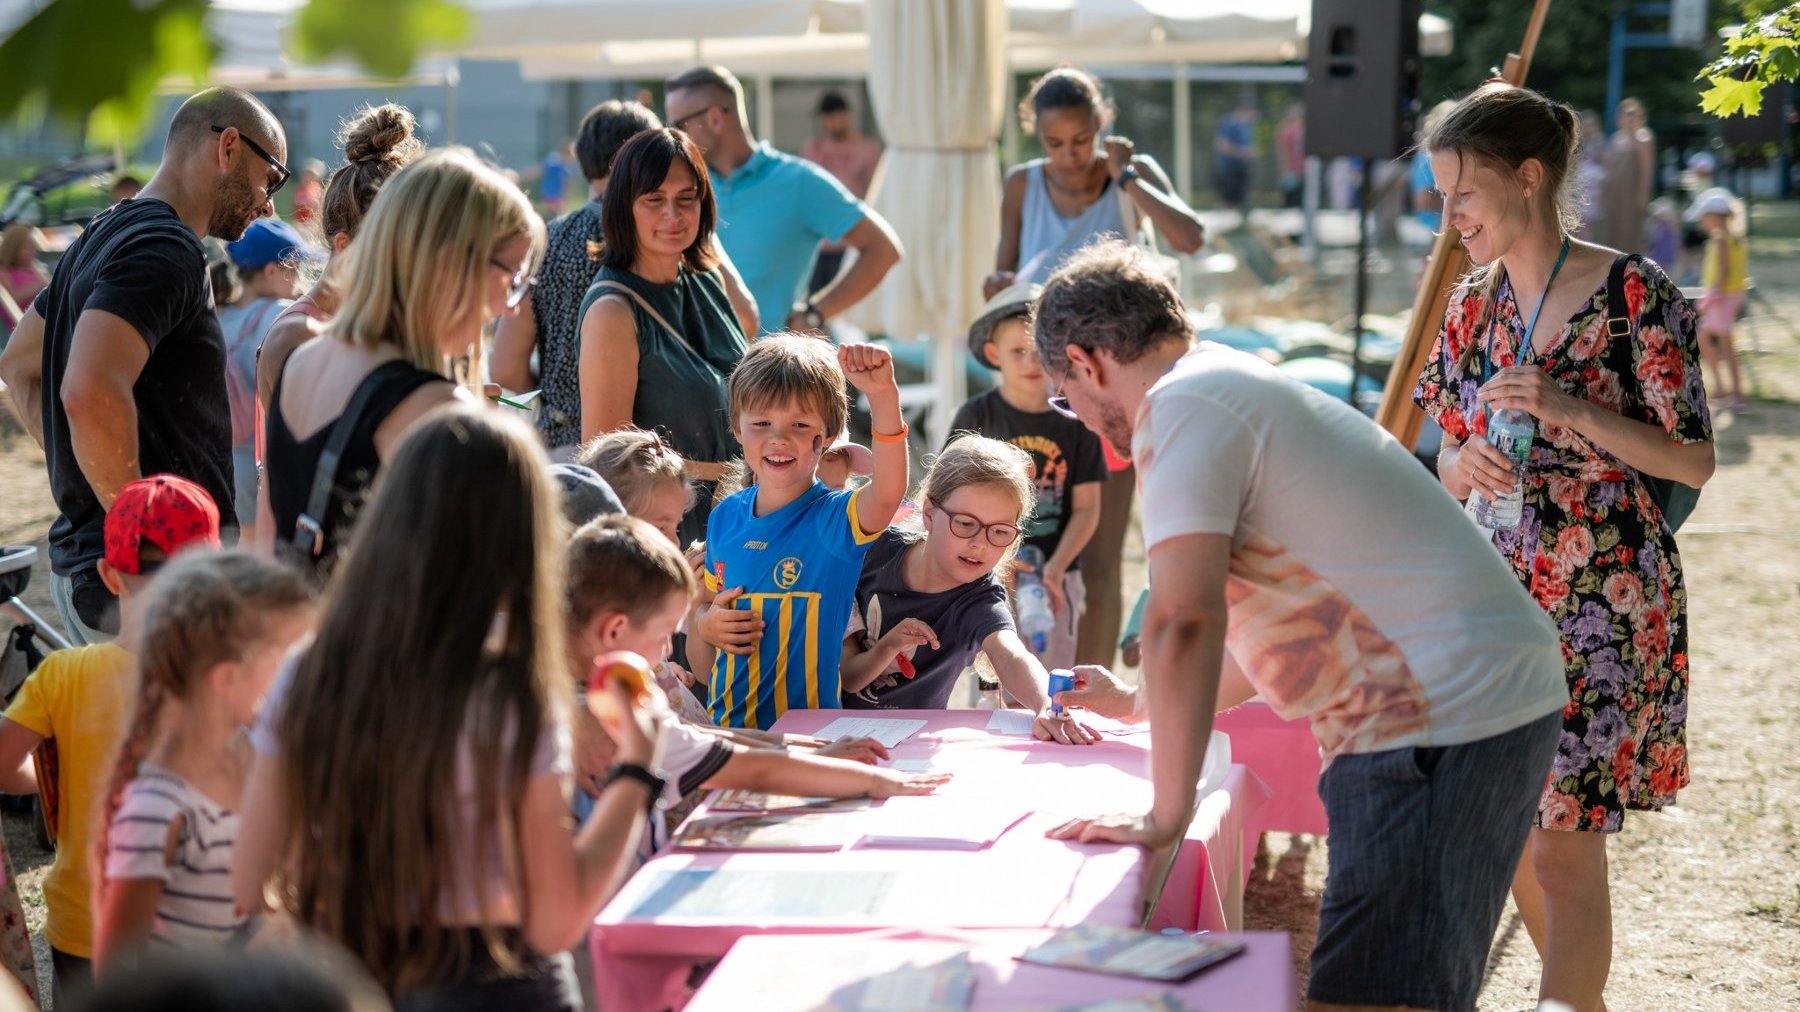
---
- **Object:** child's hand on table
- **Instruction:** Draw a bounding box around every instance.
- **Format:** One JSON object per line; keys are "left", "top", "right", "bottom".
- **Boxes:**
{"left": 1033, "top": 709, "right": 1103, "bottom": 746}
{"left": 815, "top": 736, "right": 890, "bottom": 765}
{"left": 868, "top": 768, "right": 953, "bottom": 799}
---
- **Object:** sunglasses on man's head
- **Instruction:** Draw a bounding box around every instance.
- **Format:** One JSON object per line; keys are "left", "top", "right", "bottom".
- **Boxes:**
{"left": 212, "top": 125, "right": 290, "bottom": 198}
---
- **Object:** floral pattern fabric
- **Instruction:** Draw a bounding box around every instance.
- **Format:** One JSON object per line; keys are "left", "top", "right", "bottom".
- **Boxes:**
{"left": 1414, "top": 255, "right": 1712, "bottom": 833}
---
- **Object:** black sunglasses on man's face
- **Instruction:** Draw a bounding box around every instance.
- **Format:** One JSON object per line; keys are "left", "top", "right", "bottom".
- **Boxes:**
{"left": 212, "top": 125, "right": 289, "bottom": 198}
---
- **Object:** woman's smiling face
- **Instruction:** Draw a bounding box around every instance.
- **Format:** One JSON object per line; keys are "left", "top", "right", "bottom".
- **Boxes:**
{"left": 1431, "top": 149, "right": 1534, "bottom": 265}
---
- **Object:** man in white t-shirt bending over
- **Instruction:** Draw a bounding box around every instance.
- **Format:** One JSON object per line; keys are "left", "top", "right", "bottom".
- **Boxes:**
{"left": 1038, "top": 240, "right": 1567, "bottom": 1012}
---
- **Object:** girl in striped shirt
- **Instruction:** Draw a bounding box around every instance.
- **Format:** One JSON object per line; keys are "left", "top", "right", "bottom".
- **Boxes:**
{"left": 93, "top": 550, "right": 315, "bottom": 970}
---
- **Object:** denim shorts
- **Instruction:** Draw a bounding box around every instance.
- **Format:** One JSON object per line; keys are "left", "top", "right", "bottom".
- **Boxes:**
{"left": 1307, "top": 711, "right": 1560, "bottom": 1011}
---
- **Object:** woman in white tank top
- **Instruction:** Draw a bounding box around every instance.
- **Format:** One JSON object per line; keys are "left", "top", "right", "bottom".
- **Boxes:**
{"left": 986, "top": 67, "right": 1205, "bottom": 298}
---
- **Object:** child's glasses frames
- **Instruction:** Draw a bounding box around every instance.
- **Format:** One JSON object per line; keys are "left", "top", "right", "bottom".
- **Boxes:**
{"left": 930, "top": 500, "right": 1022, "bottom": 547}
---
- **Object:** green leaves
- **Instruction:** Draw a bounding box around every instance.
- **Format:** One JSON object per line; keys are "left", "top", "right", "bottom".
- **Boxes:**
{"left": 1700, "top": 75, "right": 1768, "bottom": 116}
{"left": 0, "top": 0, "right": 215, "bottom": 141}
{"left": 1697, "top": 3, "right": 1800, "bottom": 118}
{"left": 0, "top": 0, "right": 470, "bottom": 139}
{"left": 291, "top": 0, "right": 470, "bottom": 80}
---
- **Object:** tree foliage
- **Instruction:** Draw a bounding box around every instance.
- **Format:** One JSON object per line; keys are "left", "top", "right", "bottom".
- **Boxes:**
{"left": 1697, "top": 3, "right": 1799, "bottom": 117}
{"left": 0, "top": 0, "right": 468, "bottom": 140}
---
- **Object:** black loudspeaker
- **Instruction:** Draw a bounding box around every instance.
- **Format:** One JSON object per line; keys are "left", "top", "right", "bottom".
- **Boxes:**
{"left": 1303, "top": 0, "right": 1422, "bottom": 160}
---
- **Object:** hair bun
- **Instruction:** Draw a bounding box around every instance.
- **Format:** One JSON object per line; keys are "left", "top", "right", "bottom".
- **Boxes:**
{"left": 340, "top": 104, "right": 421, "bottom": 165}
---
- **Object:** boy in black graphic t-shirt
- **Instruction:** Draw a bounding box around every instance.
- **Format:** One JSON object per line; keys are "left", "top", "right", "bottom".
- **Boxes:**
{"left": 947, "top": 283, "right": 1106, "bottom": 670}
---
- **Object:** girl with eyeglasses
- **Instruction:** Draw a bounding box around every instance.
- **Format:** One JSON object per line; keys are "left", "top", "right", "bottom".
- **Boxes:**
{"left": 261, "top": 147, "right": 545, "bottom": 581}
{"left": 839, "top": 436, "right": 1102, "bottom": 746}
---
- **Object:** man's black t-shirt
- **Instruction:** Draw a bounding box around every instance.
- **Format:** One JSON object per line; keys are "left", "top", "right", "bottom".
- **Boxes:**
{"left": 842, "top": 530, "right": 1015, "bottom": 710}
{"left": 33, "top": 198, "right": 232, "bottom": 575}
{"left": 947, "top": 388, "right": 1108, "bottom": 566}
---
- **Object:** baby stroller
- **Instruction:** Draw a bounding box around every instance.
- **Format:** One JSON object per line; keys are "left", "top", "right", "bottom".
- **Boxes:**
{"left": 0, "top": 545, "right": 72, "bottom": 849}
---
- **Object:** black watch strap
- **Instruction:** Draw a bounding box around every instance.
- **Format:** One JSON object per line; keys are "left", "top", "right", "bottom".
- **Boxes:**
{"left": 603, "top": 762, "right": 667, "bottom": 812}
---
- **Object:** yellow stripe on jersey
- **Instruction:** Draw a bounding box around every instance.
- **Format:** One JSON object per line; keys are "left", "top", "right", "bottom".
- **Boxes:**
{"left": 745, "top": 604, "right": 763, "bottom": 724}
{"left": 714, "top": 650, "right": 733, "bottom": 725}
{"left": 800, "top": 592, "right": 821, "bottom": 708}
{"left": 774, "top": 595, "right": 793, "bottom": 720}
{"left": 846, "top": 486, "right": 882, "bottom": 546}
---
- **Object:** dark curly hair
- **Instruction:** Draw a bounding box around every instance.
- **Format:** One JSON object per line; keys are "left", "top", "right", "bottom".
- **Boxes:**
{"left": 1031, "top": 239, "right": 1190, "bottom": 376}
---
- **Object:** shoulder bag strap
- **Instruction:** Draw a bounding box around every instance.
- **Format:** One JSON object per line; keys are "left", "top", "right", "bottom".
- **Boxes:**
{"left": 290, "top": 364, "right": 405, "bottom": 559}
{"left": 1604, "top": 254, "right": 1633, "bottom": 338}
{"left": 590, "top": 280, "right": 693, "bottom": 352}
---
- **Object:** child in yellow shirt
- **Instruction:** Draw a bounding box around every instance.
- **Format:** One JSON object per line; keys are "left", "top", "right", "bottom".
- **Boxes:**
{"left": 1687, "top": 187, "right": 1750, "bottom": 411}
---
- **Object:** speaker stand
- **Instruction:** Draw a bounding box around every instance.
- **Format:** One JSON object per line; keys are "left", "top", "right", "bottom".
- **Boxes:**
{"left": 1348, "top": 161, "right": 1372, "bottom": 408}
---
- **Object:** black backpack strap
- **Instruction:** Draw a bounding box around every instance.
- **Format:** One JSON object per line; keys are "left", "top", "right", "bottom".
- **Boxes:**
{"left": 290, "top": 364, "right": 404, "bottom": 560}
{"left": 1604, "top": 254, "right": 1633, "bottom": 340}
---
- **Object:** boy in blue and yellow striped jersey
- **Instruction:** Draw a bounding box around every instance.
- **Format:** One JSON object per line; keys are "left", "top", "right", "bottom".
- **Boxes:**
{"left": 693, "top": 335, "right": 909, "bottom": 729}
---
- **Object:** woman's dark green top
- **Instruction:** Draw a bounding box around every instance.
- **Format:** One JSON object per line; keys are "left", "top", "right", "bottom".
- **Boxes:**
{"left": 581, "top": 263, "right": 746, "bottom": 468}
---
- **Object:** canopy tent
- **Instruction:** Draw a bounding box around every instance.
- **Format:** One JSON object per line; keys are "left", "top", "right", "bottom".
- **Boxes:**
{"left": 499, "top": 0, "right": 1451, "bottom": 79}
{"left": 196, "top": 0, "right": 454, "bottom": 93}
{"left": 855, "top": 0, "right": 1006, "bottom": 442}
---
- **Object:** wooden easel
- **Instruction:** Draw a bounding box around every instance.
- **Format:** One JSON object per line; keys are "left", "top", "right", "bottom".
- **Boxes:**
{"left": 1374, "top": 0, "right": 1556, "bottom": 446}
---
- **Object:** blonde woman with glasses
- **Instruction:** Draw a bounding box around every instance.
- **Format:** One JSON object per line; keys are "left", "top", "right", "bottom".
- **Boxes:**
{"left": 259, "top": 147, "right": 546, "bottom": 581}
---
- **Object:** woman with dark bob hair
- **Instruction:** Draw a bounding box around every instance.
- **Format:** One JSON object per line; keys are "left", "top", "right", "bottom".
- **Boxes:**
{"left": 577, "top": 127, "right": 752, "bottom": 540}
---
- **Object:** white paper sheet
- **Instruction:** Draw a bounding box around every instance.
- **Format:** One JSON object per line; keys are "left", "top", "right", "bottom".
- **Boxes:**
{"left": 812, "top": 716, "right": 929, "bottom": 748}
{"left": 984, "top": 708, "right": 1036, "bottom": 736}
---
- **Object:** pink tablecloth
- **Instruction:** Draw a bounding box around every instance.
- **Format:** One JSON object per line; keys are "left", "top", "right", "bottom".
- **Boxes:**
{"left": 1214, "top": 700, "right": 1328, "bottom": 838}
{"left": 589, "top": 709, "right": 1268, "bottom": 1011}
{"left": 685, "top": 930, "right": 1296, "bottom": 1011}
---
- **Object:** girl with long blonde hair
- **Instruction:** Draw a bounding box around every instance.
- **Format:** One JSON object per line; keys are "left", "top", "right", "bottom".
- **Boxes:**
{"left": 233, "top": 405, "right": 668, "bottom": 1011}
{"left": 258, "top": 146, "right": 545, "bottom": 579}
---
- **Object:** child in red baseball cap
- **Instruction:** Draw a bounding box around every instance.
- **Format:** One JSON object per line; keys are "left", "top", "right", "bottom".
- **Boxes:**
{"left": 0, "top": 475, "right": 220, "bottom": 1004}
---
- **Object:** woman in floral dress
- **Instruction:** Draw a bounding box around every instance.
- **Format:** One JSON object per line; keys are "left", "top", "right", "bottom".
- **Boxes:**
{"left": 1413, "top": 82, "right": 1715, "bottom": 1012}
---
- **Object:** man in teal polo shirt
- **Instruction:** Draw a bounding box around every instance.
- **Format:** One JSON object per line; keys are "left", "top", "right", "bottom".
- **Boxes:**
{"left": 666, "top": 65, "right": 902, "bottom": 335}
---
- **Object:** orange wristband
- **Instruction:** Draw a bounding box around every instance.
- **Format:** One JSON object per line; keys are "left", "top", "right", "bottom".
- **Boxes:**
{"left": 871, "top": 421, "right": 909, "bottom": 444}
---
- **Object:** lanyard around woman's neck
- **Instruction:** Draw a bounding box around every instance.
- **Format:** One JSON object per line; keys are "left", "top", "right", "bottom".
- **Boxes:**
{"left": 1483, "top": 233, "right": 1571, "bottom": 386}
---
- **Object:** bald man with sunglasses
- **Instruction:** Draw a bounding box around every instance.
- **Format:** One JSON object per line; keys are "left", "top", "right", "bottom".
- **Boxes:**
{"left": 0, "top": 87, "right": 286, "bottom": 642}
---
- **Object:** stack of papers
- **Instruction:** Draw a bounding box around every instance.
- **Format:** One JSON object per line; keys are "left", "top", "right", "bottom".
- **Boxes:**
{"left": 625, "top": 867, "right": 896, "bottom": 920}
{"left": 858, "top": 800, "right": 1030, "bottom": 851}
{"left": 984, "top": 709, "right": 1038, "bottom": 736}
{"left": 1059, "top": 996, "right": 1200, "bottom": 1012}
{"left": 813, "top": 716, "right": 929, "bottom": 748}
{"left": 673, "top": 811, "right": 858, "bottom": 852}
{"left": 1018, "top": 924, "right": 1245, "bottom": 982}
{"left": 708, "top": 791, "right": 875, "bottom": 814}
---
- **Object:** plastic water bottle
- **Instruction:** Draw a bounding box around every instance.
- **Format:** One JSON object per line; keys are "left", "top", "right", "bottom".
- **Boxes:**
{"left": 1015, "top": 545, "right": 1055, "bottom": 655}
{"left": 1466, "top": 408, "right": 1535, "bottom": 531}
